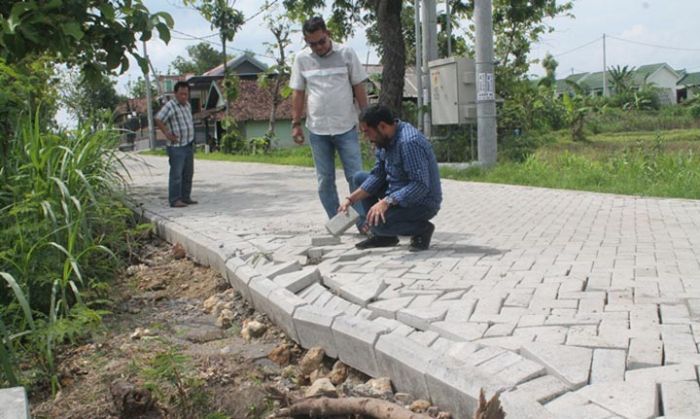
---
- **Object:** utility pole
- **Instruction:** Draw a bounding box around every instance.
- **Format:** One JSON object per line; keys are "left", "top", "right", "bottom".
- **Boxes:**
{"left": 603, "top": 33, "right": 608, "bottom": 97}
{"left": 415, "top": 0, "right": 423, "bottom": 132}
{"left": 421, "top": 0, "right": 438, "bottom": 138}
{"left": 446, "top": 0, "right": 452, "bottom": 56}
{"left": 475, "top": 0, "right": 497, "bottom": 166}
{"left": 143, "top": 40, "right": 156, "bottom": 151}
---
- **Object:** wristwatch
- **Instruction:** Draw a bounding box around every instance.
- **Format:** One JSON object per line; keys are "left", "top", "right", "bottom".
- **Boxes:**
{"left": 384, "top": 196, "right": 398, "bottom": 207}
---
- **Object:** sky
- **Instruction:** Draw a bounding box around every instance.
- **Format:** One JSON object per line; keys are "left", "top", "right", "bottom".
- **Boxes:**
{"left": 56, "top": 0, "right": 700, "bottom": 126}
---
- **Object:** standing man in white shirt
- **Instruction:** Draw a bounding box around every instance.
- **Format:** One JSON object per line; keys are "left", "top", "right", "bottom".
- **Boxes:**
{"left": 155, "top": 81, "right": 197, "bottom": 208}
{"left": 289, "top": 16, "right": 368, "bottom": 230}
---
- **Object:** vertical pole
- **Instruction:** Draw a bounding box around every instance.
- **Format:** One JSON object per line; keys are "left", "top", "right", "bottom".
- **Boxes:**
{"left": 421, "top": 0, "right": 437, "bottom": 138}
{"left": 446, "top": 0, "right": 452, "bottom": 57}
{"left": 414, "top": 0, "right": 423, "bottom": 131}
{"left": 143, "top": 40, "right": 156, "bottom": 151}
{"left": 475, "top": 0, "right": 497, "bottom": 166}
{"left": 603, "top": 33, "right": 608, "bottom": 97}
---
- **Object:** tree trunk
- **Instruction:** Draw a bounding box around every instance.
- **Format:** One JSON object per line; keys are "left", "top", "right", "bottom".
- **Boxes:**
{"left": 374, "top": 0, "right": 405, "bottom": 116}
{"left": 274, "top": 397, "right": 431, "bottom": 419}
{"left": 269, "top": 76, "right": 282, "bottom": 136}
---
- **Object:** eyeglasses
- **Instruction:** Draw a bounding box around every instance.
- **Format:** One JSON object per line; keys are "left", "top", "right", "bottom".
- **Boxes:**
{"left": 306, "top": 36, "right": 327, "bottom": 47}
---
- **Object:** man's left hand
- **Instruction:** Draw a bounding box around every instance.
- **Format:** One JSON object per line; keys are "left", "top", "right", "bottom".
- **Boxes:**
{"left": 367, "top": 199, "right": 390, "bottom": 226}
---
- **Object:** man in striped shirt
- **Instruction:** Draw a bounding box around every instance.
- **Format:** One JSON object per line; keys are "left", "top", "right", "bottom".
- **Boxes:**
{"left": 338, "top": 105, "right": 443, "bottom": 252}
{"left": 155, "top": 81, "right": 197, "bottom": 208}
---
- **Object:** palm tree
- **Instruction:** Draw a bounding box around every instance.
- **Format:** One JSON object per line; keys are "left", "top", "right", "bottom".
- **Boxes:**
{"left": 608, "top": 65, "right": 635, "bottom": 95}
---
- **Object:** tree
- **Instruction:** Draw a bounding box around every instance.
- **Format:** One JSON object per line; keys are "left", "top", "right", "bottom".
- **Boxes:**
{"left": 0, "top": 1, "right": 173, "bottom": 81}
{"left": 169, "top": 42, "right": 228, "bottom": 75}
{"left": 62, "top": 69, "right": 122, "bottom": 128}
{"left": 608, "top": 65, "right": 635, "bottom": 95}
{"left": 259, "top": 6, "right": 294, "bottom": 139}
{"left": 539, "top": 53, "right": 558, "bottom": 89}
{"left": 127, "top": 76, "right": 157, "bottom": 99}
{"left": 283, "top": 0, "right": 406, "bottom": 114}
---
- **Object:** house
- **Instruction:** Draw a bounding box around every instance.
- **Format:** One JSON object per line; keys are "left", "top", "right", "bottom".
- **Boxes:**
{"left": 362, "top": 64, "right": 419, "bottom": 102}
{"left": 556, "top": 63, "right": 682, "bottom": 105}
{"left": 677, "top": 71, "right": 700, "bottom": 102}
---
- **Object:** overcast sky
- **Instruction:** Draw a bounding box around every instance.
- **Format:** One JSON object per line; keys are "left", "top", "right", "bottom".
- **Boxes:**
{"left": 56, "top": 0, "right": 700, "bottom": 126}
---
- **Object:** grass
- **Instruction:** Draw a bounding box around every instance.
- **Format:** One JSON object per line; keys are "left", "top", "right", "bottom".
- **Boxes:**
{"left": 141, "top": 128, "right": 700, "bottom": 201}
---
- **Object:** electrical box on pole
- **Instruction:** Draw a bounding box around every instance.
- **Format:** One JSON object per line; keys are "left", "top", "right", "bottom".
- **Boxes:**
{"left": 428, "top": 57, "right": 477, "bottom": 125}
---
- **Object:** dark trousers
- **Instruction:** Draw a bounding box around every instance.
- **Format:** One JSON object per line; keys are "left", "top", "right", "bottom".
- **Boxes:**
{"left": 353, "top": 171, "right": 437, "bottom": 237}
{"left": 167, "top": 143, "right": 194, "bottom": 205}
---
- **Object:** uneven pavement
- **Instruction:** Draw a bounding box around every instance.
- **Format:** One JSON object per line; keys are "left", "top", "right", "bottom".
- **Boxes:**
{"left": 127, "top": 154, "right": 700, "bottom": 419}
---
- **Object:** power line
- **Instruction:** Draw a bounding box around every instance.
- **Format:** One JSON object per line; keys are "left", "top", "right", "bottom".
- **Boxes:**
{"left": 170, "top": 29, "right": 279, "bottom": 61}
{"left": 551, "top": 37, "right": 601, "bottom": 58}
{"left": 607, "top": 35, "right": 700, "bottom": 52}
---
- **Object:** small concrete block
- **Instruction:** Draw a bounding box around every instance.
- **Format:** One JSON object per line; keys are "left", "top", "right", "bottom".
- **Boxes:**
{"left": 661, "top": 380, "right": 700, "bottom": 417}
{"left": 508, "top": 375, "right": 569, "bottom": 403}
{"left": 590, "top": 349, "right": 626, "bottom": 383}
{"left": 627, "top": 338, "right": 663, "bottom": 369}
{"left": 499, "top": 392, "right": 557, "bottom": 419}
{"left": 375, "top": 334, "right": 435, "bottom": 399}
{"left": 397, "top": 306, "right": 448, "bottom": 330}
{"left": 624, "top": 363, "right": 697, "bottom": 383}
{"left": 496, "top": 358, "right": 547, "bottom": 386}
{"left": 311, "top": 235, "right": 342, "bottom": 246}
{"left": 0, "top": 387, "right": 29, "bottom": 419}
{"left": 575, "top": 380, "right": 658, "bottom": 418}
{"left": 339, "top": 277, "right": 388, "bottom": 306}
{"left": 248, "top": 277, "right": 279, "bottom": 311}
{"left": 325, "top": 206, "right": 359, "bottom": 236}
{"left": 262, "top": 260, "right": 302, "bottom": 279}
{"left": 368, "top": 297, "right": 415, "bottom": 319}
{"left": 426, "top": 355, "right": 509, "bottom": 419}
{"left": 293, "top": 305, "right": 342, "bottom": 357}
{"left": 430, "top": 321, "right": 488, "bottom": 341}
{"left": 520, "top": 342, "right": 592, "bottom": 389}
{"left": 331, "top": 315, "right": 392, "bottom": 377}
{"left": 273, "top": 267, "right": 321, "bottom": 293}
{"left": 264, "top": 287, "right": 307, "bottom": 343}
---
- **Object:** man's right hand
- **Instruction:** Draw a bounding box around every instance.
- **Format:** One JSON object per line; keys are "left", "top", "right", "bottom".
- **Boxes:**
{"left": 166, "top": 132, "right": 178, "bottom": 143}
{"left": 292, "top": 125, "right": 304, "bottom": 145}
{"left": 337, "top": 197, "right": 352, "bottom": 214}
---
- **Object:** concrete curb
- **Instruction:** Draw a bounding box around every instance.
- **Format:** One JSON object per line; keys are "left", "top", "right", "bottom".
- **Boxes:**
{"left": 139, "top": 207, "right": 557, "bottom": 419}
{"left": 0, "top": 386, "right": 30, "bottom": 419}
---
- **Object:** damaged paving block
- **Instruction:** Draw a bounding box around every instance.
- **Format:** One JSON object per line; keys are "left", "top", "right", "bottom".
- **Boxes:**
{"left": 325, "top": 206, "right": 359, "bottom": 236}
{"left": 293, "top": 305, "right": 343, "bottom": 357}
{"left": 331, "top": 315, "right": 392, "bottom": 377}
{"left": 273, "top": 266, "right": 321, "bottom": 293}
{"left": 506, "top": 375, "right": 569, "bottom": 403}
{"left": 397, "top": 306, "right": 448, "bottom": 330}
{"left": 520, "top": 342, "right": 592, "bottom": 390}
{"left": 338, "top": 277, "right": 388, "bottom": 306}
{"left": 311, "top": 235, "right": 342, "bottom": 247}
{"left": 262, "top": 260, "right": 301, "bottom": 279}
{"left": 368, "top": 296, "right": 415, "bottom": 319}
{"left": 575, "top": 380, "right": 658, "bottom": 418}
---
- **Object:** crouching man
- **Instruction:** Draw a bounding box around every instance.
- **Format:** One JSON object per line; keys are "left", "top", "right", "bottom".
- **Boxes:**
{"left": 338, "top": 105, "right": 442, "bottom": 251}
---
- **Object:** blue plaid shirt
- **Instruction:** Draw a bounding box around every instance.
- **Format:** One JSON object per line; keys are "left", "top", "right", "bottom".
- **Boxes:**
{"left": 360, "top": 121, "right": 442, "bottom": 211}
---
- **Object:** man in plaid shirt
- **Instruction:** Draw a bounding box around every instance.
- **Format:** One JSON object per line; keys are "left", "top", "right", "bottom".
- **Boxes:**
{"left": 338, "top": 105, "right": 443, "bottom": 252}
{"left": 155, "top": 81, "right": 197, "bottom": 208}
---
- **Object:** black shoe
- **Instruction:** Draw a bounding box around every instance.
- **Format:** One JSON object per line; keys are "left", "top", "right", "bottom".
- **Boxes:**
{"left": 410, "top": 222, "right": 435, "bottom": 252}
{"left": 355, "top": 235, "right": 399, "bottom": 250}
{"left": 170, "top": 200, "right": 188, "bottom": 208}
{"left": 183, "top": 199, "right": 198, "bottom": 205}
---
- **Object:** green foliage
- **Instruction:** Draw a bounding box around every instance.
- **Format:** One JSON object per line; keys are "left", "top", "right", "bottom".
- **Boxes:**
{"left": 62, "top": 69, "right": 123, "bottom": 127}
{"left": 0, "top": 1, "right": 173, "bottom": 80}
{"left": 170, "top": 42, "right": 228, "bottom": 75}
{"left": 142, "top": 348, "right": 208, "bottom": 418}
{"left": 608, "top": 65, "right": 635, "bottom": 95}
{"left": 586, "top": 107, "right": 700, "bottom": 133}
{"left": 0, "top": 114, "right": 135, "bottom": 389}
{"left": 690, "top": 104, "right": 700, "bottom": 119}
{"left": 562, "top": 91, "right": 592, "bottom": 142}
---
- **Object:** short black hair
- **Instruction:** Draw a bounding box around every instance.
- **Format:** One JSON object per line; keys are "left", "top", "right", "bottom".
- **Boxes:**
{"left": 359, "top": 104, "right": 395, "bottom": 128}
{"left": 302, "top": 16, "right": 327, "bottom": 35}
{"left": 174, "top": 81, "right": 189, "bottom": 93}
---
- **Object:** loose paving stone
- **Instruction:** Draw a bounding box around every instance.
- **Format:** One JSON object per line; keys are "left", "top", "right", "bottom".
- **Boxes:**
{"left": 660, "top": 380, "right": 700, "bottom": 417}
{"left": 520, "top": 342, "right": 592, "bottom": 389}
{"left": 508, "top": 375, "right": 570, "bottom": 403}
{"left": 575, "top": 380, "right": 658, "bottom": 418}
{"left": 627, "top": 338, "right": 663, "bottom": 369}
{"left": 272, "top": 266, "right": 321, "bottom": 293}
{"left": 624, "top": 363, "right": 697, "bottom": 383}
{"left": 590, "top": 349, "right": 626, "bottom": 383}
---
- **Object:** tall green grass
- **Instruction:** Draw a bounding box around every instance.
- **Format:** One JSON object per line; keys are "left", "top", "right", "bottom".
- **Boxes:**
{"left": 1, "top": 114, "right": 136, "bottom": 390}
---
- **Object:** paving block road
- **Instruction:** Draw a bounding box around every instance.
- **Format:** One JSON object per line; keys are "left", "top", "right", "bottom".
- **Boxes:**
{"left": 128, "top": 155, "right": 700, "bottom": 418}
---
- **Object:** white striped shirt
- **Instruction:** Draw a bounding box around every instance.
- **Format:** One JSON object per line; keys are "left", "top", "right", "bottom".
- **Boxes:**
{"left": 156, "top": 99, "right": 194, "bottom": 147}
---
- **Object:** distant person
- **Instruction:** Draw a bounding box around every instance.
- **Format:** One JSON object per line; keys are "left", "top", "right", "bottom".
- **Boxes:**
{"left": 289, "top": 16, "right": 368, "bottom": 231}
{"left": 155, "top": 81, "right": 197, "bottom": 208}
{"left": 338, "top": 105, "right": 443, "bottom": 251}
